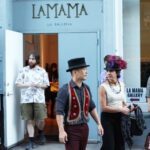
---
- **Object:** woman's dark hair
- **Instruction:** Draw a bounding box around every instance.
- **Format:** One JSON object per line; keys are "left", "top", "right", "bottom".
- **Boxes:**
{"left": 104, "top": 55, "right": 111, "bottom": 62}
{"left": 49, "top": 63, "right": 58, "bottom": 81}
{"left": 116, "top": 70, "right": 121, "bottom": 79}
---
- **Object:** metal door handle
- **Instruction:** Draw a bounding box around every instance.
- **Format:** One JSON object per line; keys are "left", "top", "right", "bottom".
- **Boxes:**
{"left": 7, "top": 92, "right": 13, "bottom": 96}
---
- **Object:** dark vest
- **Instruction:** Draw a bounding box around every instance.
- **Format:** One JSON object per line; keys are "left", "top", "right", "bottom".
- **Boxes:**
{"left": 67, "top": 83, "right": 90, "bottom": 124}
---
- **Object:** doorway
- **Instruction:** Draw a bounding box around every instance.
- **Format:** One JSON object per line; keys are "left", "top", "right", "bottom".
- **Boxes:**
{"left": 23, "top": 34, "right": 59, "bottom": 140}
{"left": 23, "top": 32, "right": 100, "bottom": 142}
{"left": 58, "top": 32, "right": 100, "bottom": 140}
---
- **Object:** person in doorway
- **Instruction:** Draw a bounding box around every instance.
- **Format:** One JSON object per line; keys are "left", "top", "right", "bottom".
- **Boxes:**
{"left": 99, "top": 55, "right": 129, "bottom": 150}
{"left": 100, "top": 54, "right": 111, "bottom": 83}
{"left": 49, "top": 63, "right": 59, "bottom": 118}
{"left": 15, "top": 52, "right": 50, "bottom": 150}
{"left": 44, "top": 63, "right": 51, "bottom": 117}
{"left": 55, "top": 57, "right": 104, "bottom": 150}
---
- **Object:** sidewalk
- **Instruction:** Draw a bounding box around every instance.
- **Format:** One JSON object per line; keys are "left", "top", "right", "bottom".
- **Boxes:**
{"left": 10, "top": 142, "right": 99, "bottom": 150}
{"left": 8, "top": 114, "right": 150, "bottom": 150}
{"left": 10, "top": 142, "right": 144, "bottom": 150}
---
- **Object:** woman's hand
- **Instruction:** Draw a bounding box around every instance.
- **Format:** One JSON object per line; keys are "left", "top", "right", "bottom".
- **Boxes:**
{"left": 120, "top": 106, "right": 130, "bottom": 115}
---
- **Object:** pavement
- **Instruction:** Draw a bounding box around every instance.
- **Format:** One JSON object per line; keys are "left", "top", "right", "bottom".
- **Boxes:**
{"left": 9, "top": 141, "right": 144, "bottom": 150}
{"left": 10, "top": 142, "right": 100, "bottom": 150}
{"left": 9, "top": 115, "right": 150, "bottom": 150}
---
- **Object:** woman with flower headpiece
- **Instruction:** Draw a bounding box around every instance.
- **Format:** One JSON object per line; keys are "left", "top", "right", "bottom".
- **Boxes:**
{"left": 99, "top": 55, "right": 129, "bottom": 150}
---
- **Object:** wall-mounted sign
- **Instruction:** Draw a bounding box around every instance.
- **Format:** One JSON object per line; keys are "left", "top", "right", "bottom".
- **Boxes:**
{"left": 32, "top": 3, "right": 88, "bottom": 19}
{"left": 126, "top": 87, "right": 149, "bottom": 112}
{"left": 13, "top": 0, "right": 101, "bottom": 33}
{"left": 126, "top": 87, "right": 146, "bottom": 103}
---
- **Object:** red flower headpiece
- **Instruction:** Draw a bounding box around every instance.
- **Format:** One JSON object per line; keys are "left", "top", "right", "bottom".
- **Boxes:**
{"left": 105, "top": 55, "right": 127, "bottom": 70}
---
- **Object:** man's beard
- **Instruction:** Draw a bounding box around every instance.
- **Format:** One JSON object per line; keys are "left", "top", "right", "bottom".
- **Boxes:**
{"left": 29, "top": 63, "right": 36, "bottom": 69}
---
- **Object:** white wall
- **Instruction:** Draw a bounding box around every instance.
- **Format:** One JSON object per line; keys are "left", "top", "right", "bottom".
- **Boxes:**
{"left": 101, "top": 0, "right": 123, "bottom": 70}
{"left": 102, "top": 0, "right": 116, "bottom": 56}
{"left": 123, "top": 0, "right": 141, "bottom": 87}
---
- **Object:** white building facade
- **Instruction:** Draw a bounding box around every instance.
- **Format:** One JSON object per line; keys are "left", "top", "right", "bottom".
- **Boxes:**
{"left": 0, "top": 0, "right": 149, "bottom": 149}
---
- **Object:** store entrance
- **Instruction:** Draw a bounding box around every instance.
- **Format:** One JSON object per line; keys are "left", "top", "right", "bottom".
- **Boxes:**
{"left": 23, "top": 32, "right": 100, "bottom": 142}
{"left": 23, "top": 34, "right": 59, "bottom": 141}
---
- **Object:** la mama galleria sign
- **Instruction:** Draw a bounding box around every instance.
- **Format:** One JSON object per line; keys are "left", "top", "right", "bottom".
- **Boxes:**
{"left": 32, "top": 3, "right": 88, "bottom": 19}
{"left": 13, "top": 1, "right": 100, "bottom": 31}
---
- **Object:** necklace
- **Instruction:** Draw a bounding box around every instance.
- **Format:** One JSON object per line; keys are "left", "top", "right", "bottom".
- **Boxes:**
{"left": 108, "top": 81, "right": 121, "bottom": 94}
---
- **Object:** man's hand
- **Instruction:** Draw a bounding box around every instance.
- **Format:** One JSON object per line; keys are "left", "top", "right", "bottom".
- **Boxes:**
{"left": 59, "top": 130, "right": 68, "bottom": 143}
{"left": 98, "top": 124, "right": 104, "bottom": 136}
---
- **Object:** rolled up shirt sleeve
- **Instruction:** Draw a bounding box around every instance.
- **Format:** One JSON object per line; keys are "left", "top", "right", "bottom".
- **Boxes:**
{"left": 55, "top": 84, "right": 68, "bottom": 115}
{"left": 89, "top": 99, "right": 96, "bottom": 112}
{"left": 43, "top": 71, "right": 50, "bottom": 86}
{"left": 15, "top": 69, "right": 24, "bottom": 85}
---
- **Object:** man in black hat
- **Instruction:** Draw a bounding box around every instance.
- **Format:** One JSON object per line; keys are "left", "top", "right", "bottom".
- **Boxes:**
{"left": 55, "top": 57, "right": 103, "bottom": 150}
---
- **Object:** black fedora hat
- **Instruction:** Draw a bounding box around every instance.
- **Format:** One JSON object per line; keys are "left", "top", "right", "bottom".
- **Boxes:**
{"left": 66, "top": 57, "right": 90, "bottom": 72}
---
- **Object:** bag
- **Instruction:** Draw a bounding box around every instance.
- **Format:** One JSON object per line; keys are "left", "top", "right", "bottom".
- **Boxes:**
{"left": 130, "top": 104, "right": 146, "bottom": 136}
{"left": 130, "top": 116, "right": 143, "bottom": 136}
{"left": 144, "top": 133, "right": 150, "bottom": 150}
{"left": 50, "top": 82, "right": 59, "bottom": 92}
